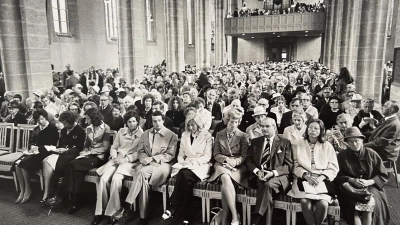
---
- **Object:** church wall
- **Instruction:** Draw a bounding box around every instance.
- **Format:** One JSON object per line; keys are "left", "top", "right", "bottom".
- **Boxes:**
{"left": 236, "top": 38, "right": 265, "bottom": 63}
{"left": 48, "top": 0, "right": 119, "bottom": 73}
{"left": 296, "top": 36, "right": 321, "bottom": 62}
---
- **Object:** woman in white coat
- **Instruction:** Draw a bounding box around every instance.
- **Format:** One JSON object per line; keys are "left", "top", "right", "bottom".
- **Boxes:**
{"left": 92, "top": 110, "right": 143, "bottom": 225}
{"left": 282, "top": 110, "right": 307, "bottom": 144}
{"left": 193, "top": 97, "right": 212, "bottom": 131}
{"left": 162, "top": 114, "right": 212, "bottom": 225}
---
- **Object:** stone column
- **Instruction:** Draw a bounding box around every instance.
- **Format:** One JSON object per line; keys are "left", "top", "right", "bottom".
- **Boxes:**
{"left": 226, "top": 0, "right": 238, "bottom": 65}
{"left": 195, "top": 0, "right": 211, "bottom": 71}
{"left": 329, "top": 0, "right": 343, "bottom": 72}
{"left": 323, "top": 0, "right": 334, "bottom": 67}
{"left": 355, "top": 0, "right": 390, "bottom": 101}
{"left": 338, "top": 0, "right": 354, "bottom": 68}
{"left": 214, "top": 0, "right": 225, "bottom": 66}
{"left": 0, "top": 0, "right": 52, "bottom": 98}
{"left": 118, "top": 0, "right": 144, "bottom": 84}
{"left": 231, "top": 37, "right": 238, "bottom": 63}
{"left": 165, "top": 0, "right": 185, "bottom": 73}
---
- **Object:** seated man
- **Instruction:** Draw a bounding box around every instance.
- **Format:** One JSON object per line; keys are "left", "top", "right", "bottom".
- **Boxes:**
{"left": 113, "top": 111, "right": 178, "bottom": 225}
{"left": 246, "top": 117, "right": 293, "bottom": 225}
{"left": 353, "top": 98, "right": 383, "bottom": 134}
{"left": 144, "top": 100, "right": 173, "bottom": 131}
{"left": 246, "top": 106, "right": 266, "bottom": 141}
{"left": 364, "top": 100, "right": 400, "bottom": 161}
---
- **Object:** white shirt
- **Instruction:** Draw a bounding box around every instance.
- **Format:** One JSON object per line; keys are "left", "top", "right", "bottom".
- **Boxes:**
{"left": 253, "top": 135, "right": 279, "bottom": 177}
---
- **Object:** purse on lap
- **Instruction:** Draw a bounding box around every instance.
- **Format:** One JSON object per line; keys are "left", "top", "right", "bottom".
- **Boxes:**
{"left": 339, "top": 182, "right": 372, "bottom": 204}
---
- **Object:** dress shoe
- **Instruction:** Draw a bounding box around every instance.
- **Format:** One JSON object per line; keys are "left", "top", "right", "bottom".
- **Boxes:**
{"left": 15, "top": 195, "right": 24, "bottom": 203}
{"left": 68, "top": 204, "right": 81, "bottom": 214}
{"left": 107, "top": 217, "right": 116, "bottom": 225}
{"left": 112, "top": 207, "right": 129, "bottom": 221}
{"left": 91, "top": 215, "right": 104, "bottom": 225}
{"left": 46, "top": 196, "right": 63, "bottom": 206}
{"left": 20, "top": 192, "right": 33, "bottom": 204}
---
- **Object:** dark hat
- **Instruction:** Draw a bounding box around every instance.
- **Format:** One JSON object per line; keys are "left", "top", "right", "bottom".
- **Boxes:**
{"left": 343, "top": 127, "right": 365, "bottom": 140}
{"left": 8, "top": 101, "right": 19, "bottom": 109}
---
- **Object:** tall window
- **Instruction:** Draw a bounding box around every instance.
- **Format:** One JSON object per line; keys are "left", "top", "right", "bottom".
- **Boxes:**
{"left": 187, "top": 0, "right": 194, "bottom": 46}
{"left": 145, "top": 0, "right": 155, "bottom": 43}
{"left": 104, "top": 0, "right": 118, "bottom": 39}
{"left": 51, "top": 0, "right": 69, "bottom": 34}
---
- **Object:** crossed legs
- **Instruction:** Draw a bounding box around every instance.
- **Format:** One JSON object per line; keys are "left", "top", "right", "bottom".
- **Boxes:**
{"left": 220, "top": 174, "right": 239, "bottom": 225}
{"left": 15, "top": 165, "right": 32, "bottom": 202}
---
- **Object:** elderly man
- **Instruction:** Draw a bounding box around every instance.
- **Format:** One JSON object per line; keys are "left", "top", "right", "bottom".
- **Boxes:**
{"left": 246, "top": 106, "right": 267, "bottom": 140}
{"left": 364, "top": 100, "right": 400, "bottom": 162}
{"left": 99, "top": 94, "right": 113, "bottom": 127}
{"left": 4, "top": 100, "right": 27, "bottom": 125}
{"left": 0, "top": 91, "right": 12, "bottom": 119}
{"left": 279, "top": 98, "right": 313, "bottom": 134}
{"left": 352, "top": 98, "right": 383, "bottom": 134}
{"left": 315, "top": 86, "right": 332, "bottom": 112}
{"left": 205, "top": 89, "right": 222, "bottom": 120}
{"left": 113, "top": 111, "right": 177, "bottom": 225}
{"left": 246, "top": 117, "right": 293, "bottom": 225}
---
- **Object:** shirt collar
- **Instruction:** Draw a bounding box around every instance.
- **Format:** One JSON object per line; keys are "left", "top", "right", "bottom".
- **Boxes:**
{"left": 152, "top": 126, "right": 166, "bottom": 137}
{"left": 88, "top": 122, "right": 105, "bottom": 131}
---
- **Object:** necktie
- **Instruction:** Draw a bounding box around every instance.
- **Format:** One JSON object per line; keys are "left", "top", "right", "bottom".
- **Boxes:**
{"left": 190, "top": 135, "right": 194, "bottom": 145}
{"left": 208, "top": 102, "right": 213, "bottom": 111}
{"left": 261, "top": 138, "right": 271, "bottom": 169}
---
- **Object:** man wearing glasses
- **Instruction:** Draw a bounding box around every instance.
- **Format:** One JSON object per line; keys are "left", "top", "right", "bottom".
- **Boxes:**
{"left": 315, "top": 87, "right": 332, "bottom": 112}
{"left": 100, "top": 94, "right": 113, "bottom": 127}
{"left": 299, "top": 93, "right": 318, "bottom": 119}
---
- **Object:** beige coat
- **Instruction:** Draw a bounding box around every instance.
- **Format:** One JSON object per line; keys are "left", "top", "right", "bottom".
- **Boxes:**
{"left": 172, "top": 130, "right": 212, "bottom": 180}
{"left": 136, "top": 127, "right": 178, "bottom": 186}
{"left": 282, "top": 125, "right": 306, "bottom": 144}
{"left": 96, "top": 127, "right": 143, "bottom": 176}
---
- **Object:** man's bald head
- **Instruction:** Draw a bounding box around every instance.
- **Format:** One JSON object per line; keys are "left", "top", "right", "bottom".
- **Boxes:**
{"left": 259, "top": 117, "right": 276, "bottom": 138}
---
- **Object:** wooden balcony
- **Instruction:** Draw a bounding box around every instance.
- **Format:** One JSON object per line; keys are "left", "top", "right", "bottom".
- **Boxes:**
{"left": 225, "top": 12, "right": 326, "bottom": 36}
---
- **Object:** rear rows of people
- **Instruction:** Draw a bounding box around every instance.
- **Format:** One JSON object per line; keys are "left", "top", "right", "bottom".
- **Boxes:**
{"left": 0, "top": 61, "right": 398, "bottom": 225}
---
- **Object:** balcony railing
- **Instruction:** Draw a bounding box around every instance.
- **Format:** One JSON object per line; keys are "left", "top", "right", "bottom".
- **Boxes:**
{"left": 225, "top": 12, "right": 326, "bottom": 35}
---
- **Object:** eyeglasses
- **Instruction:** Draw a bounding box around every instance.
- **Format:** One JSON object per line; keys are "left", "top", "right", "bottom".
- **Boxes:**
{"left": 100, "top": 99, "right": 108, "bottom": 101}
{"left": 300, "top": 99, "right": 310, "bottom": 102}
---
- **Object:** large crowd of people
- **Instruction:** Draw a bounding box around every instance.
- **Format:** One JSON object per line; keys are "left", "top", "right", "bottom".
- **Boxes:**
{"left": 0, "top": 60, "right": 399, "bottom": 225}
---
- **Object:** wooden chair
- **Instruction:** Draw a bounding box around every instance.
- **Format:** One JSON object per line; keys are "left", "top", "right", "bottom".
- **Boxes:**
{"left": 290, "top": 198, "right": 341, "bottom": 225}
{"left": 384, "top": 160, "right": 399, "bottom": 188}
{"left": 0, "top": 123, "right": 14, "bottom": 156}
{"left": 241, "top": 189, "right": 291, "bottom": 225}
{"left": 167, "top": 177, "right": 208, "bottom": 223}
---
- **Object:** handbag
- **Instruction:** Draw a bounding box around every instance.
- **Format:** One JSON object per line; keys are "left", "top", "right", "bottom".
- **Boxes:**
{"left": 339, "top": 182, "right": 372, "bottom": 204}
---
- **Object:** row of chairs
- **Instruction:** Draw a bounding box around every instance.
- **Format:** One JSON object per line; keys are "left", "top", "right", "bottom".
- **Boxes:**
{"left": 0, "top": 123, "right": 343, "bottom": 225}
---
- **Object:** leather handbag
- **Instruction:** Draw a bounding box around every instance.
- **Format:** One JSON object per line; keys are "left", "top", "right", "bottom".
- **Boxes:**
{"left": 339, "top": 182, "right": 372, "bottom": 204}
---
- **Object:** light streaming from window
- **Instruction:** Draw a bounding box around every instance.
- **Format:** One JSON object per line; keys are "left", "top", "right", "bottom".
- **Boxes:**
{"left": 51, "top": 0, "right": 69, "bottom": 34}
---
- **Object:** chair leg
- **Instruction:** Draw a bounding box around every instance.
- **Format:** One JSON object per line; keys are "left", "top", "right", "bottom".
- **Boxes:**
{"left": 201, "top": 197, "right": 206, "bottom": 223}
{"left": 247, "top": 204, "right": 251, "bottom": 225}
{"left": 286, "top": 208, "right": 291, "bottom": 225}
{"left": 12, "top": 172, "right": 19, "bottom": 192}
{"left": 393, "top": 161, "right": 399, "bottom": 188}
{"left": 206, "top": 198, "right": 210, "bottom": 222}
{"left": 162, "top": 191, "right": 167, "bottom": 212}
{"left": 291, "top": 211, "right": 297, "bottom": 225}
{"left": 241, "top": 203, "right": 246, "bottom": 225}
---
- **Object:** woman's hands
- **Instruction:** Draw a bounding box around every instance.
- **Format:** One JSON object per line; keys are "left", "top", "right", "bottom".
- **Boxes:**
{"left": 303, "top": 173, "right": 326, "bottom": 187}
{"left": 349, "top": 178, "right": 375, "bottom": 188}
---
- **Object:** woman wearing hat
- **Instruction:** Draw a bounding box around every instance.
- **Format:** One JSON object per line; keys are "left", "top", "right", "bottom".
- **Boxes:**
{"left": 336, "top": 127, "right": 390, "bottom": 225}
{"left": 4, "top": 100, "right": 27, "bottom": 125}
{"left": 288, "top": 119, "right": 338, "bottom": 225}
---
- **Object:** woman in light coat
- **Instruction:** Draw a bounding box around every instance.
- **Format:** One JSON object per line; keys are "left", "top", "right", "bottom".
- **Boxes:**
{"left": 162, "top": 114, "right": 212, "bottom": 224}
{"left": 288, "top": 119, "right": 339, "bottom": 225}
{"left": 193, "top": 97, "right": 212, "bottom": 131}
{"left": 282, "top": 110, "right": 307, "bottom": 144}
{"left": 208, "top": 108, "right": 249, "bottom": 225}
{"left": 92, "top": 110, "right": 143, "bottom": 225}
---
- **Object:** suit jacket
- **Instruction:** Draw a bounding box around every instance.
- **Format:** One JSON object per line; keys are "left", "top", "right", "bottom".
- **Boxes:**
{"left": 137, "top": 127, "right": 178, "bottom": 186}
{"left": 207, "top": 101, "right": 222, "bottom": 120}
{"left": 55, "top": 125, "right": 86, "bottom": 172}
{"left": 5, "top": 112, "right": 27, "bottom": 126}
{"left": 353, "top": 109, "right": 383, "bottom": 134}
{"left": 100, "top": 104, "right": 113, "bottom": 127}
{"left": 246, "top": 135, "right": 293, "bottom": 190}
{"left": 364, "top": 115, "right": 400, "bottom": 161}
{"left": 278, "top": 110, "right": 313, "bottom": 134}
{"left": 214, "top": 128, "right": 249, "bottom": 167}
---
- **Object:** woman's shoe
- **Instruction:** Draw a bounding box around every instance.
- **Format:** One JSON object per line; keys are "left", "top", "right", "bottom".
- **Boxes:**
{"left": 20, "top": 192, "right": 33, "bottom": 204}
{"left": 15, "top": 194, "right": 24, "bottom": 203}
{"left": 40, "top": 198, "right": 48, "bottom": 206}
{"left": 46, "top": 196, "right": 63, "bottom": 206}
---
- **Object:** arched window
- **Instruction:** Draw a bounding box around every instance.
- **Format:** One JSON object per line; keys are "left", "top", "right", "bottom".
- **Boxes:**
{"left": 187, "top": 0, "right": 194, "bottom": 47}
{"left": 104, "top": 0, "right": 118, "bottom": 39}
{"left": 51, "top": 0, "right": 69, "bottom": 34}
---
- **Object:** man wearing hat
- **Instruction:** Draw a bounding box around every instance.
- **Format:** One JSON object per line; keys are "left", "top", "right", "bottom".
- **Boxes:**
{"left": 246, "top": 106, "right": 267, "bottom": 140}
{"left": 4, "top": 100, "right": 27, "bottom": 125}
{"left": 33, "top": 90, "right": 43, "bottom": 102}
{"left": 343, "top": 93, "right": 362, "bottom": 117}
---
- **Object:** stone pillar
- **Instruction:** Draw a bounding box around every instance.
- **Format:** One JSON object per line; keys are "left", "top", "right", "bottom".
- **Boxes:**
{"left": 231, "top": 37, "right": 238, "bottom": 63}
{"left": 347, "top": 0, "right": 362, "bottom": 77}
{"left": 355, "top": 0, "right": 390, "bottom": 101}
{"left": 214, "top": 0, "right": 225, "bottom": 66}
{"left": 329, "top": 0, "right": 343, "bottom": 72}
{"left": 118, "top": 0, "right": 144, "bottom": 84}
{"left": 226, "top": 0, "right": 238, "bottom": 65}
{"left": 195, "top": 0, "right": 211, "bottom": 71}
{"left": 338, "top": 0, "right": 354, "bottom": 68}
{"left": 323, "top": 0, "right": 334, "bottom": 67}
{"left": 165, "top": 0, "right": 185, "bottom": 73}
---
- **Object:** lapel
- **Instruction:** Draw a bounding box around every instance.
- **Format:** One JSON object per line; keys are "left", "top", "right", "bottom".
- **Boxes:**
{"left": 144, "top": 130, "right": 152, "bottom": 156}
{"left": 255, "top": 137, "right": 265, "bottom": 166}
{"left": 230, "top": 129, "right": 241, "bottom": 148}
{"left": 219, "top": 129, "right": 230, "bottom": 152}
{"left": 191, "top": 132, "right": 203, "bottom": 150}
{"left": 270, "top": 135, "right": 281, "bottom": 161}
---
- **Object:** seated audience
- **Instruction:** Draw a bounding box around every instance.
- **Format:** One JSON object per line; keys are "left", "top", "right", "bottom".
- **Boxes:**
{"left": 245, "top": 106, "right": 267, "bottom": 141}
{"left": 353, "top": 98, "right": 383, "bottom": 134}
{"left": 326, "top": 113, "right": 353, "bottom": 153}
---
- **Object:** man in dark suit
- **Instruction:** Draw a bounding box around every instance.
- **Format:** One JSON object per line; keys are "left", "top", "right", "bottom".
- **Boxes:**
{"left": 364, "top": 100, "right": 400, "bottom": 161}
{"left": 4, "top": 100, "right": 27, "bottom": 125}
{"left": 314, "top": 86, "right": 332, "bottom": 112}
{"left": 144, "top": 101, "right": 173, "bottom": 131}
{"left": 99, "top": 94, "right": 113, "bottom": 127}
{"left": 206, "top": 89, "right": 222, "bottom": 120}
{"left": 62, "top": 64, "right": 74, "bottom": 88}
{"left": 246, "top": 117, "right": 293, "bottom": 225}
{"left": 278, "top": 98, "right": 312, "bottom": 134}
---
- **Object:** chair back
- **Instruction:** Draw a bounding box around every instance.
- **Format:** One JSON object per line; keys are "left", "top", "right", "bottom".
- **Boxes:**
{"left": 0, "top": 123, "right": 14, "bottom": 153}
{"left": 108, "top": 131, "right": 117, "bottom": 142}
{"left": 16, "top": 124, "right": 37, "bottom": 152}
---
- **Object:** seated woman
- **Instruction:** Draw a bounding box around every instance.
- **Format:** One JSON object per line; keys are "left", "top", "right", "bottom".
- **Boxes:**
{"left": 336, "top": 127, "right": 390, "bottom": 225}
{"left": 68, "top": 102, "right": 82, "bottom": 123}
{"left": 325, "top": 113, "right": 353, "bottom": 153}
{"left": 49, "top": 108, "right": 111, "bottom": 214}
{"left": 162, "top": 114, "right": 212, "bottom": 224}
{"left": 14, "top": 109, "right": 59, "bottom": 203}
{"left": 42, "top": 111, "right": 86, "bottom": 204}
{"left": 288, "top": 119, "right": 339, "bottom": 225}
{"left": 212, "top": 106, "right": 245, "bottom": 138}
{"left": 78, "top": 101, "right": 98, "bottom": 129}
{"left": 109, "top": 104, "right": 124, "bottom": 132}
{"left": 178, "top": 107, "right": 197, "bottom": 139}
{"left": 166, "top": 96, "right": 186, "bottom": 127}
{"left": 137, "top": 94, "right": 154, "bottom": 129}
{"left": 92, "top": 111, "right": 143, "bottom": 225}
{"left": 282, "top": 110, "right": 307, "bottom": 144}
{"left": 270, "top": 96, "right": 290, "bottom": 128}
{"left": 193, "top": 97, "right": 212, "bottom": 131}
{"left": 208, "top": 108, "right": 249, "bottom": 225}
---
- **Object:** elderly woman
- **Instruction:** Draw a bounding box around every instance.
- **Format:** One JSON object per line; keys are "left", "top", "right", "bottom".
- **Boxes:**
{"left": 162, "top": 115, "right": 212, "bottom": 225}
{"left": 208, "top": 108, "right": 249, "bottom": 225}
{"left": 92, "top": 111, "right": 143, "bottom": 225}
{"left": 166, "top": 96, "right": 186, "bottom": 127}
{"left": 193, "top": 97, "right": 212, "bottom": 131}
{"left": 282, "top": 110, "right": 307, "bottom": 144}
{"left": 270, "top": 96, "right": 290, "bottom": 128}
{"left": 288, "top": 119, "right": 339, "bottom": 225}
{"left": 336, "top": 127, "right": 390, "bottom": 225}
{"left": 138, "top": 94, "right": 154, "bottom": 129}
{"left": 56, "top": 108, "right": 111, "bottom": 214}
{"left": 42, "top": 111, "right": 85, "bottom": 205}
{"left": 318, "top": 96, "right": 344, "bottom": 130}
{"left": 14, "top": 109, "right": 59, "bottom": 203}
{"left": 326, "top": 113, "right": 353, "bottom": 153}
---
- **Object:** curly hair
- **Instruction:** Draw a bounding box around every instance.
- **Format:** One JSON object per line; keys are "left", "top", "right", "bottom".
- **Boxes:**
{"left": 33, "top": 109, "right": 48, "bottom": 121}
{"left": 304, "top": 119, "right": 326, "bottom": 143}
{"left": 68, "top": 102, "right": 81, "bottom": 114}
{"left": 59, "top": 110, "right": 76, "bottom": 125}
{"left": 84, "top": 108, "right": 104, "bottom": 126}
{"left": 167, "top": 96, "right": 183, "bottom": 111}
{"left": 123, "top": 110, "right": 140, "bottom": 126}
{"left": 193, "top": 97, "right": 206, "bottom": 109}
{"left": 142, "top": 94, "right": 155, "bottom": 105}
